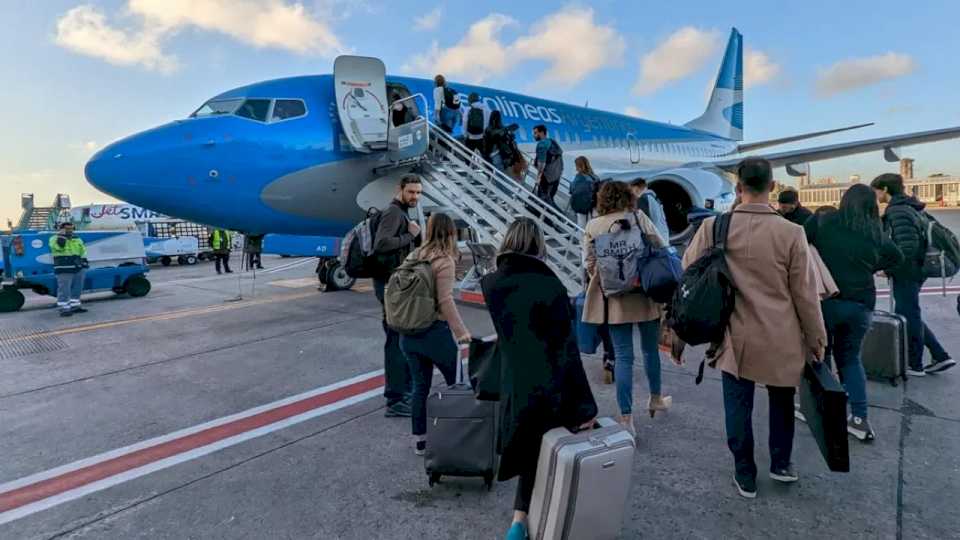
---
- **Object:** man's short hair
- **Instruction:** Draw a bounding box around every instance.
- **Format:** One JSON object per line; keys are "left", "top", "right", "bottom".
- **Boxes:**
{"left": 399, "top": 174, "right": 422, "bottom": 189}
{"left": 778, "top": 189, "right": 799, "bottom": 204}
{"left": 870, "top": 173, "right": 905, "bottom": 196}
{"left": 533, "top": 124, "right": 547, "bottom": 134}
{"left": 59, "top": 222, "right": 73, "bottom": 229}
{"left": 737, "top": 157, "right": 773, "bottom": 194}
{"left": 468, "top": 92, "right": 480, "bottom": 104}
{"left": 629, "top": 177, "right": 647, "bottom": 188}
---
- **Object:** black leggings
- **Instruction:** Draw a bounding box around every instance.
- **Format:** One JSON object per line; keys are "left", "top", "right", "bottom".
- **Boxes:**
{"left": 514, "top": 469, "right": 537, "bottom": 513}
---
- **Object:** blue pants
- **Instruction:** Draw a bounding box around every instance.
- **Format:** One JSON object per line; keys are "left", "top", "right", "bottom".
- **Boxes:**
{"left": 439, "top": 107, "right": 459, "bottom": 134}
{"left": 722, "top": 372, "right": 795, "bottom": 480}
{"left": 892, "top": 278, "right": 924, "bottom": 370}
{"left": 924, "top": 321, "right": 950, "bottom": 362}
{"left": 399, "top": 320, "right": 458, "bottom": 436}
{"left": 374, "top": 278, "right": 412, "bottom": 405}
{"left": 608, "top": 319, "right": 661, "bottom": 415}
{"left": 822, "top": 299, "right": 872, "bottom": 418}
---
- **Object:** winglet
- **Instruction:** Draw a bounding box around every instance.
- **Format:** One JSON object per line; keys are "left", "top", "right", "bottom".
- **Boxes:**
{"left": 685, "top": 28, "right": 743, "bottom": 141}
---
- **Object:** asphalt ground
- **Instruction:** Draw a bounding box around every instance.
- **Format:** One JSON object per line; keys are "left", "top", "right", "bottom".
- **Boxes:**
{"left": 0, "top": 253, "right": 957, "bottom": 540}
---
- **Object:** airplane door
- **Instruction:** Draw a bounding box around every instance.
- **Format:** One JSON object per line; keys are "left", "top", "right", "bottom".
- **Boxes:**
{"left": 627, "top": 133, "right": 641, "bottom": 164}
{"left": 334, "top": 56, "right": 389, "bottom": 153}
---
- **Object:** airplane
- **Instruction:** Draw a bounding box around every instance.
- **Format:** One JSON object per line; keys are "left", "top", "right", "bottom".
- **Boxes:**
{"left": 85, "top": 28, "right": 960, "bottom": 248}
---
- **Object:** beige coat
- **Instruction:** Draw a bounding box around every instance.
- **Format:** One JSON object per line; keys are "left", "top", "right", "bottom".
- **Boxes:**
{"left": 682, "top": 204, "right": 827, "bottom": 387}
{"left": 582, "top": 210, "right": 666, "bottom": 325}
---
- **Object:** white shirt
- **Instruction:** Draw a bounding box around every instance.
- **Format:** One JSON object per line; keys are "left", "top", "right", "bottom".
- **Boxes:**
{"left": 461, "top": 102, "right": 490, "bottom": 140}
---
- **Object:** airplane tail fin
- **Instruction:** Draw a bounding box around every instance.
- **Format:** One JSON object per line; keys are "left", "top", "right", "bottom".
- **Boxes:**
{"left": 685, "top": 28, "right": 743, "bottom": 141}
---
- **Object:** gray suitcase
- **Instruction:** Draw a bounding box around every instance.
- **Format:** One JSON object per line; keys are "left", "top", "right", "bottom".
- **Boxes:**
{"left": 425, "top": 358, "right": 497, "bottom": 489}
{"left": 528, "top": 417, "right": 635, "bottom": 540}
{"left": 862, "top": 310, "right": 908, "bottom": 385}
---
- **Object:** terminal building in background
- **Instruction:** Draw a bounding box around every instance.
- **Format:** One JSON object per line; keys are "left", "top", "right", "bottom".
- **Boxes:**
{"left": 779, "top": 158, "right": 960, "bottom": 209}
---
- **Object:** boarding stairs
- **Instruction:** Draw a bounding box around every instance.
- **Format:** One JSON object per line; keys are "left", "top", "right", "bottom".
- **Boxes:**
{"left": 15, "top": 194, "right": 70, "bottom": 232}
{"left": 416, "top": 124, "right": 584, "bottom": 293}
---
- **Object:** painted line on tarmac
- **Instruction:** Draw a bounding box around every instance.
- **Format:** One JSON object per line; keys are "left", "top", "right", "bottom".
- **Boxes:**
{"left": 876, "top": 285, "right": 960, "bottom": 298}
{"left": 0, "top": 291, "right": 318, "bottom": 345}
{"left": 0, "top": 369, "right": 385, "bottom": 525}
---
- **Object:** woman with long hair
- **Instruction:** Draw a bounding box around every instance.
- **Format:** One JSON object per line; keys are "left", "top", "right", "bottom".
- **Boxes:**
{"left": 481, "top": 218, "right": 597, "bottom": 540}
{"left": 582, "top": 181, "right": 670, "bottom": 436}
{"left": 398, "top": 213, "right": 471, "bottom": 456}
{"left": 570, "top": 156, "right": 600, "bottom": 227}
{"left": 805, "top": 183, "right": 902, "bottom": 442}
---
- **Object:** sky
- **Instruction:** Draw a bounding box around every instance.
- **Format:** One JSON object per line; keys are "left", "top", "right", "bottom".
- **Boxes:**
{"left": 2, "top": 0, "right": 959, "bottom": 224}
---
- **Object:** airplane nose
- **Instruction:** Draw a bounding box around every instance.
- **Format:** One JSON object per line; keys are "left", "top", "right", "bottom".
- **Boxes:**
{"left": 84, "top": 144, "right": 125, "bottom": 198}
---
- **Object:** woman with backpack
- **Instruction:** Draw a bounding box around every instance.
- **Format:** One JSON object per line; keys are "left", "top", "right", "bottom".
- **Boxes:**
{"left": 481, "top": 217, "right": 597, "bottom": 540}
{"left": 432, "top": 74, "right": 460, "bottom": 134}
{"left": 396, "top": 213, "right": 472, "bottom": 456}
{"left": 804, "top": 184, "right": 903, "bottom": 442}
{"left": 583, "top": 181, "right": 671, "bottom": 436}
{"left": 569, "top": 156, "right": 600, "bottom": 227}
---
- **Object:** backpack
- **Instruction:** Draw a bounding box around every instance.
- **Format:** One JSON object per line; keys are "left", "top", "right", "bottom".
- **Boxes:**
{"left": 569, "top": 174, "right": 598, "bottom": 215}
{"left": 666, "top": 213, "right": 737, "bottom": 383}
{"left": 340, "top": 208, "right": 381, "bottom": 278}
{"left": 545, "top": 139, "right": 563, "bottom": 164}
{"left": 922, "top": 212, "right": 960, "bottom": 278}
{"left": 443, "top": 86, "right": 460, "bottom": 109}
{"left": 500, "top": 129, "right": 519, "bottom": 165}
{"left": 467, "top": 107, "right": 485, "bottom": 135}
{"left": 384, "top": 253, "right": 437, "bottom": 334}
{"left": 593, "top": 212, "right": 647, "bottom": 297}
{"left": 639, "top": 248, "right": 683, "bottom": 304}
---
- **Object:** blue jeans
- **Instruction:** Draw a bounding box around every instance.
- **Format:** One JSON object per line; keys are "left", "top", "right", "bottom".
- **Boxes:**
{"left": 439, "top": 107, "right": 459, "bottom": 134}
{"left": 399, "top": 320, "right": 458, "bottom": 436}
{"left": 822, "top": 299, "right": 872, "bottom": 418}
{"left": 374, "top": 278, "right": 412, "bottom": 405}
{"left": 722, "top": 372, "right": 795, "bottom": 480}
{"left": 891, "top": 278, "right": 924, "bottom": 370}
{"left": 608, "top": 319, "right": 661, "bottom": 415}
{"left": 924, "top": 321, "right": 950, "bottom": 362}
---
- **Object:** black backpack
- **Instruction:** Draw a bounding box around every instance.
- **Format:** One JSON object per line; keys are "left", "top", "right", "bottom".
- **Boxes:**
{"left": 499, "top": 129, "right": 519, "bottom": 165}
{"left": 443, "top": 86, "right": 460, "bottom": 109}
{"left": 467, "top": 107, "right": 485, "bottom": 135}
{"left": 667, "top": 213, "right": 737, "bottom": 383}
{"left": 569, "top": 174, "right": 598, "bottom": 215}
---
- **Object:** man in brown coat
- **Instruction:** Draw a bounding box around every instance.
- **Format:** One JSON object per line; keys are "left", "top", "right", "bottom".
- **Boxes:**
{"left": 683, "top": 157, "right": 827, "bottom": 499}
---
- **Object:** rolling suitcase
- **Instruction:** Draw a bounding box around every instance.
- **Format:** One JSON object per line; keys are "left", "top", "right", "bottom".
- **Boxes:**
{"left": 528, "top": 417, "right": 635, "bottom": 540}
{"left": 861, "top": 310, "right": 908, "bottom": 385}
{"left": 425, "top": 353, "right": 498, "bottom": 489}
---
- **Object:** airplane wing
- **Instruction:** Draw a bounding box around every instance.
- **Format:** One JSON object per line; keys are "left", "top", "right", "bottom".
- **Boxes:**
{"left": 712, "top": 125, "right": 960, "bottom": 172}
{"left": 735, "top": 122, "right": 873, "bottom": 153}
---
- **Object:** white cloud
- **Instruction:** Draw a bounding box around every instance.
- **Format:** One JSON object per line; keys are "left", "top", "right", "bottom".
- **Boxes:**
{"left": 511, "top": 6, "right": 625, "bottom": 87}
{"left": 624, "top": 106, "right": 645, "bottom": 118}
{"left": 633, "top": 27, "right": 721, "bottom": 96}
{"left": 55, "top": 5, "right": 176, "bottom": 73}
{"left": 402, "top": 14, "right": 516, "bottom": 84}
{"left": 414, "top": 6, "right": 442, "bottom": 31}
{"left": 54, "top": 1, "right": 347, "bottom": 73}
{"left": 815, "top": 52, "right": 916, "bottom": 98}
{"left": 744, "top": 49, "right": 779, "bottom": 88}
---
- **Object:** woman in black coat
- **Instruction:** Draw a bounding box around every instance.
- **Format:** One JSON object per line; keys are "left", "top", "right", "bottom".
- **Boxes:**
{"left": 481, "top": 217, "right": 598, "bottom": 540}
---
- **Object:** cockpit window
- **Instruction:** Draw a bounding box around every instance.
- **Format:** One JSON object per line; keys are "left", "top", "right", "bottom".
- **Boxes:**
{"left": 191, "top": 98, "right": 243, "bottom": 118}
{"left": 272, "top": 99, "right": 307, "bottom": 121}
{"left": 235, "top": 99, "right": 271, "bottom": 122}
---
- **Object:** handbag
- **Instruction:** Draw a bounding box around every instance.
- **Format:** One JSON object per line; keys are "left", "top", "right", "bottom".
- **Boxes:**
{"left": 468, "top": 336, "right": 500, "bottom": 401}
{"left": 638, "top": 247, "right": 683, "bottom": 304}
{"left": 798, "top": 360, "right": 850, "bottom": 472}
{"left": 572, "top": 292, "right": 602, "bottom": 354}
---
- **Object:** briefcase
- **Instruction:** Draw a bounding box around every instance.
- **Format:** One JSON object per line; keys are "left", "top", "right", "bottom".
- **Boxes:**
{"left": 799, "top": 361, "right": 850, "bottom": 472}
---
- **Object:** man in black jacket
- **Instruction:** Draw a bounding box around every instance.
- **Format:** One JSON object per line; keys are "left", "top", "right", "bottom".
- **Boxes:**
{"left": 871, "top": 173, "right": 953, "bottom": 375}
{"left": 778, "top": 189, "right": 813, "bottom": 226}
{"left": 372, "top": 175, "right": 423, "bottom": 416}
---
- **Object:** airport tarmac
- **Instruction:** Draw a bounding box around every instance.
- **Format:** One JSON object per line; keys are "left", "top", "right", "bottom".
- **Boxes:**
{"left": 0, "top": 253, "right": 957, "bottom": 539}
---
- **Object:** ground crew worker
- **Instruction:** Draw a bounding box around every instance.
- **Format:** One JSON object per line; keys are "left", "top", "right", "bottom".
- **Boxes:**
{"left": 49, "top": 222, "right": 88, "bottom": 317}
{"left": 209, "top": 228, "right": 233, "bottom": 274}
{"left": 245, "top": 234, "right": 264, "bottom": 270}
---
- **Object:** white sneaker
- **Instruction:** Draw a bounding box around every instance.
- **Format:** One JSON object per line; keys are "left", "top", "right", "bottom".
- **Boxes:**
{"left": 906, "top": 368, "right": 926, "bottom": 377}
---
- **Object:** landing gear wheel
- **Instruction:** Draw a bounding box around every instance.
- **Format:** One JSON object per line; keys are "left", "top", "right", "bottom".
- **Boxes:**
{"left": 428, "top": 473, "right": 441, "bottom": 487}
{"left": 160, "top": 256, "right": 172, "bottom": 267}
{"left": 323, "top": 261, "right": 355, "bottom": 291}
{"left": 0, "top": 288, "right": 25, "bottom": 312}
{"left": 185, "top": 255, "right": 198, "bottom": 265}
{"left": 125, "top": 276, "right": 151, "bottom": 298}
{"left": 317, "top": 260, "right": 329, "bottom": 285}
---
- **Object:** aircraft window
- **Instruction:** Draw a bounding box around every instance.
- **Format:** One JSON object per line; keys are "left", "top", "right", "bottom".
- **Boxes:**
{"left": 236, "top": 99, "right": 271, "bottom": 122}
{"left": 272, "top": 99, "right": 307, "bottom": 121}
{"left": 192, "top": 98, "right": 243, "bottom": 118}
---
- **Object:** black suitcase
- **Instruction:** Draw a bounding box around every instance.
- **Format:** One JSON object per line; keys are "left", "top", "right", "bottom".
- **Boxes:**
{"left": 425, "top": 356, "right": 498, "bottom": 489}
{"left": 862, "top": 310, "right": 908, "bottom": 385}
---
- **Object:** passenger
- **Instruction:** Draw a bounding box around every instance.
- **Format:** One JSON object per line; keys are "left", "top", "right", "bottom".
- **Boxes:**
{"left": 871, "top": 173, "right": 955, "bottom": 374}
{"left": 432, "top": 74, "right": 460, "bottom": 134}
{"left": 209, "top": 228, "right": 233, "bottom": 274}
{"left": 390, "top": 93, "right": 413, "bottom": 128}
{"left": 814, "top": 205, "right": 838, "bottom": 219}
{"left": 372, "top": 174, "right": 422, "bottom": 417}
{"left": 49, "top": 222, "right": 88, "bottom": 317}
{"left": 804, "top": 184, "right": 903, "bottom": 442}
{"left": 583, "top": 181, "right": 671, "bottom": 436}
{"left": 629, "top": 178, "right": 671, "bottom": 248}
{"left": 461, "top": 92, "right": 489, "bottom": 155}
{"left": 533, "top": 124, "right": 564, "bottom": 208}
{"left": 683, "top": 157, "right": 826, "bottom": 499}
{"left": 570, "top": 156, "right": 600, "bottom": 228}
{"left": 397, "top": 213, "right": 471, "bottom": 456}
{"left": 245, "top": 234, "right": 264, "bottom": 270}
{"left": 778, "top": 189, "right": 814, "bottom": 226}
{"left": 480, "top": 218, "right": 597, "bottom": 540}
{"left": 483, "top": 110, "right": 511, "bottom": 171}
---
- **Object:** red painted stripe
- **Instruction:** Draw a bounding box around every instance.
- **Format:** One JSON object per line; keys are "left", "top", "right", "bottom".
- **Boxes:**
{"left": 459, "top": 290, "right": 485, "bottom": 305}
{"left": 0, "top": 375, "right": 384, "bottom": 513}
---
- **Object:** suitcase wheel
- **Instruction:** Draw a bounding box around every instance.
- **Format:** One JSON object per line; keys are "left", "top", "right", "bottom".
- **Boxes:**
{"left": 428, "top": 472, "right": 441, "bottom": 487}
{"left": 484, "top": 473, "right": 494, "bottom": 491}
{"left": 889, "top": 377, "right": 899, "bottom": 387}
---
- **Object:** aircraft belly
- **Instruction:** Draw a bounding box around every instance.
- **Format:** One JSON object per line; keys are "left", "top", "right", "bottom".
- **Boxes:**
{"left": 260, "top": 157, "right": 378, "bottom": 222}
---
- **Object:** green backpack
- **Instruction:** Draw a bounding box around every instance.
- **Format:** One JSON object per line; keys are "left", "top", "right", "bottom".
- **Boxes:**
{"left": 385, "top": 253, "right": 437, "bottom": 334}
